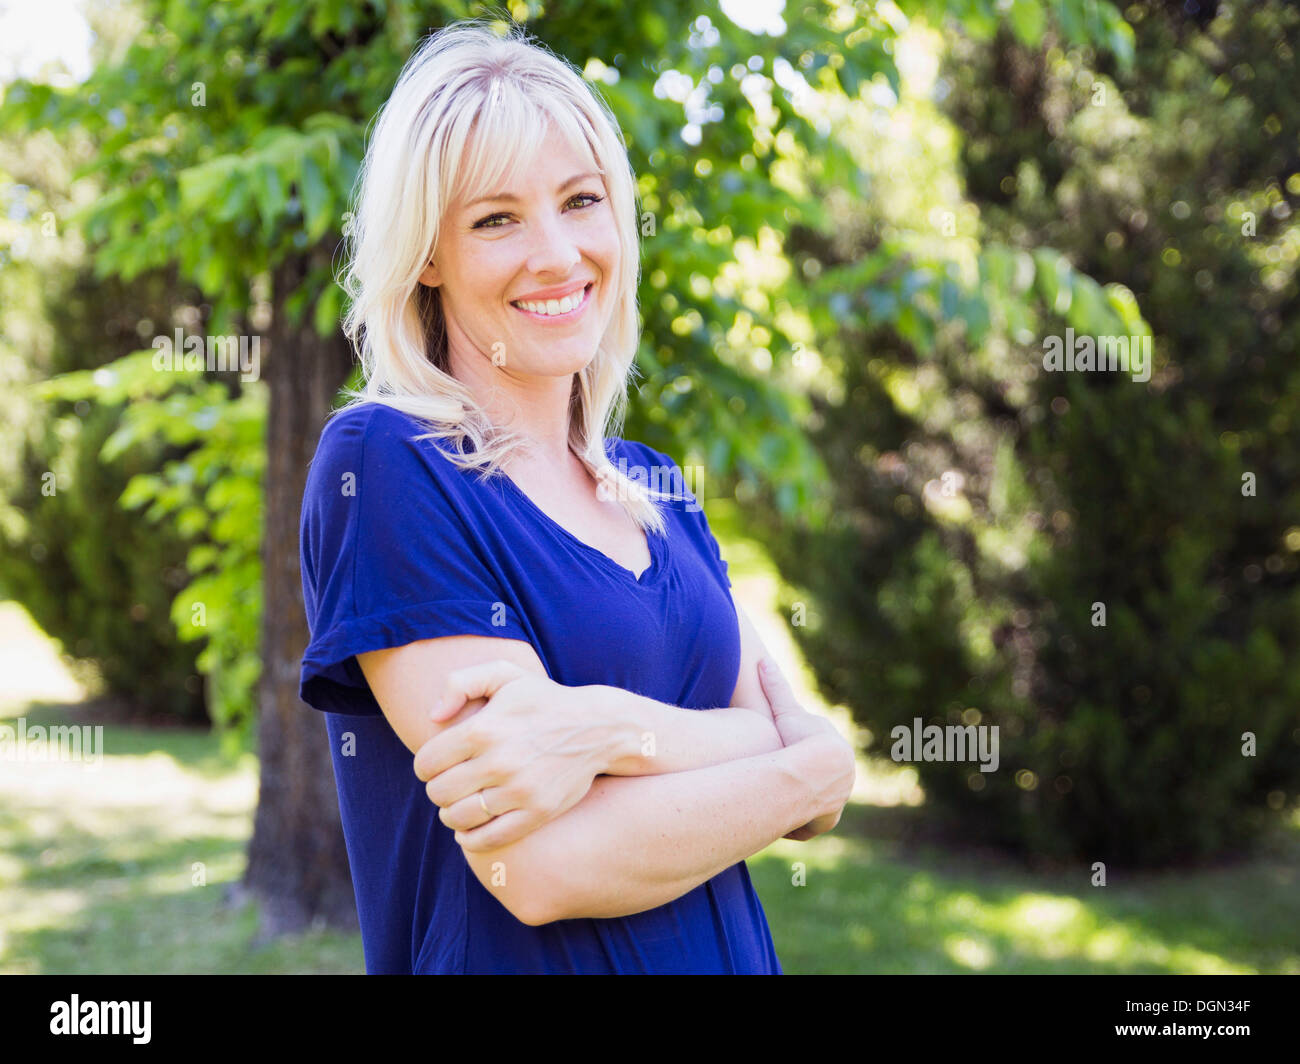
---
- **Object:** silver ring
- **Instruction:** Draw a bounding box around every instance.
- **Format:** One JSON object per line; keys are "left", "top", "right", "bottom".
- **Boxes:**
{"left": 477, "top": 791, "right": 492, "bottom": 818}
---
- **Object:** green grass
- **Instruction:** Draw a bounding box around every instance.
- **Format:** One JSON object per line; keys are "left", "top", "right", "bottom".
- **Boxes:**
{"left": 2, "top": 580, "right": 1297, "bottom": 975}
{"left": 750, "top": 804, "right": 1300, "bottom": 973}
{"left": 3, "top": 695, "right": 1296, "bottom": 974}
{"left": 0, "top": 699, "right": 363, "bottom": 974}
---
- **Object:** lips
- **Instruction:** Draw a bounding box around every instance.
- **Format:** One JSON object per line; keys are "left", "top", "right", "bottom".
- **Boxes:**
{"left": 510, "top": 282, "right": 594, "bottom": 321}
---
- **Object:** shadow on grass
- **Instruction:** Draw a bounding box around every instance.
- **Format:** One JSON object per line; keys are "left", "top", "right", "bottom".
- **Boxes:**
{"left": 1, "top": 699, "right": 361, "bottom": 975}
{"left": 9, "top": 699, "right": 246, "bottom": 779}
{"left": 5, "top": 691, "right": 1295, "bottom": 975}
{"left": 749, "top": 801, "right": 1300, "bottom": 974}
{"left": 2, "top": 807, "right": 362, "bottom": 975}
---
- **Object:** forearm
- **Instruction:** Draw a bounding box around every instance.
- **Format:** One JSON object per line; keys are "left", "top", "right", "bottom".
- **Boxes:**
{"left": 585, "top": 683, "right": 784, "bottom": 775}
{"left": 463, "top": 739, "right": 835, "bottom": 924}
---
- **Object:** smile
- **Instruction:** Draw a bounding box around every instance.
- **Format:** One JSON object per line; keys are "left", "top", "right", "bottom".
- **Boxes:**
{"left": 510, "top": 282, "right": 593, "bottom": 322}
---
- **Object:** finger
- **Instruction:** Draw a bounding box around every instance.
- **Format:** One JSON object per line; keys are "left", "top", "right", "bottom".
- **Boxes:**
{"left": 437, "top": 787, "right": 508, "bottom": 832}
{"left": 454, "top": 808, "right": 538, "bottom": 852}
{"left": 423, "top": 755, "right": 504, "bottom": 807}
{"left": 428, "top": 695, "right": 487, "bottom": 732}
{"left": 758, "top": 657, "right": 802, "bottom": 715}
{"left": 413, "top": 722, "right": 481, "bottom": 782}
{"left": 415, "top": 689, "right": 514, "bottom": 780}
{"left": 432, "top": 660, "right": 523, "bottom": 722}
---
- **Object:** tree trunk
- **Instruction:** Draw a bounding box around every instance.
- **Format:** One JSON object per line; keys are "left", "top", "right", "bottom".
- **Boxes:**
{"left": 241, "top": 248, "right": 358, "bottom": 938}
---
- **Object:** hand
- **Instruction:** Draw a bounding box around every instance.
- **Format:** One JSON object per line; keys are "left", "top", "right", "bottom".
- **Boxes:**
{"left": 414, "top": 660, "right": 610, "bottom": 852}
{"left": 758, "top": 657, "right": 842, "bottom": 750}
{"left": 757, "top": 657, "right": 855, "bottom": 841}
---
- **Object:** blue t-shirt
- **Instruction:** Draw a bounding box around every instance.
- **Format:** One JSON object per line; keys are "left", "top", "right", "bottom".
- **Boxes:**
{"left": 298, "top": 402, "right": 783, "bottom": 974}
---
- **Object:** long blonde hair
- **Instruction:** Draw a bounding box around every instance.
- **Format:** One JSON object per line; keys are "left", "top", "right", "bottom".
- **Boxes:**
{"left": 336, "top": 18, "right": 676, "bottom": 533}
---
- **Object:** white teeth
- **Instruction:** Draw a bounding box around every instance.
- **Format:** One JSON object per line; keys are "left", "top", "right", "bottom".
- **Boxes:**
{"left": 514, "top": 287, "right": 587, "bottom": 316}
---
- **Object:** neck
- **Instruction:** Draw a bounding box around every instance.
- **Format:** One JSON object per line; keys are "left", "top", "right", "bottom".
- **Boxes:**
{"left": 447, "top": 343, "right": 578, "bottom": 468}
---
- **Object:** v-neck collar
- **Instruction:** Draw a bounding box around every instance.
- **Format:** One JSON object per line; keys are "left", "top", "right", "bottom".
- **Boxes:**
{"left": 493, "top": 444, "right": 666, "bottom": 587}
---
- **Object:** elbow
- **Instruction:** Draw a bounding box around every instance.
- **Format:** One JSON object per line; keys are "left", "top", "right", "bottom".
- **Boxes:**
{"left": 459, "top": 841, "right": 574, "bottom": 927}
{"left": 514, "top": 866, "right": 587, "bottom": 925}
{"left": 515, "top": 896, "right": 565, "bottom": 927}
{"left": 507, "top": 883, "right": 567, "bottom": 927}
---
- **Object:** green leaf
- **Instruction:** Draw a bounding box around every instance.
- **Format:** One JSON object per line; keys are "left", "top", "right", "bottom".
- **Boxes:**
{"left": 1008, "top": 0, "right": 1047, "bottom": 47}
{"left": 300, "top": 152, "right": 332, "bottom": 241}
{"left": 1032, "top": 248, "right": 1074, "bottom": 316}
{"left": 119, "top": 473, "right": 164, "bottom": 509}
{"left": 252, "top": 161, "right": 287, "bottom": 233}
{"left": 313, "top": 284, "right": 341, "bottom": 338}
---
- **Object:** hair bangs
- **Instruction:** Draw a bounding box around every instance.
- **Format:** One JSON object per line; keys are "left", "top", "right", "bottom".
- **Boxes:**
{"left": 336, "top": 19, "right": 674, "bottom": 535}
{"left": 444, "top": 82, "right": 600, "bottom": 220}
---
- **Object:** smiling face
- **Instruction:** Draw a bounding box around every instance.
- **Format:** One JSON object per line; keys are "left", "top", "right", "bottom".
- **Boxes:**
{"left": 419, "top": 126, "right": 620, "bottom": 387}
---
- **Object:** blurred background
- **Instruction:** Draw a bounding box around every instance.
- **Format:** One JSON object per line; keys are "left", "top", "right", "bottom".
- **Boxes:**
{"left": 1, "top": 0, "right": 1297, "bottom": 974}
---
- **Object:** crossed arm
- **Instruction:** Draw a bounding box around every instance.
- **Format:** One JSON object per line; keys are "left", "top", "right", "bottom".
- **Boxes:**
{"left": 357, "top": 604, "right": 855, "bottom": 926}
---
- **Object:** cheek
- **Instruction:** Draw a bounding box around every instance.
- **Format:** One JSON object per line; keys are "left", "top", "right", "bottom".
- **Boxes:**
{"left": 457, "top": 245, "right": 516, "bottom": 298}
{"left": 584, "top": 200, "right": 620, "bottom": 253}
{"left": 591, "top": 222, "right": 622, "bottom": 275}
{"left": 600, "top": 233, "right": 622, "bottom": 268}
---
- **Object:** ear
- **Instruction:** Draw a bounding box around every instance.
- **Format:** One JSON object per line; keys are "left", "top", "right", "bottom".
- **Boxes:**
{"left": 417, "top": 259, "right": 442, "bottom": 288}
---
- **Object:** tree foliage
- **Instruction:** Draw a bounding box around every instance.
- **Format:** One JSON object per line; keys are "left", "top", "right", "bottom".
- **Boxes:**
{"left": 761, "top": 1, "right": 1299, "bottom": 864}
{"left": 1, "top": 0, "right": 1130, "bottom": 737}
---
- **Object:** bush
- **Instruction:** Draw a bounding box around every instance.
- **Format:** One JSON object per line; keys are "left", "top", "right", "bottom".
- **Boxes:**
{"left": 756, "top": 4, "right": 1300, "bottom": 865}
{"left": 0, "top": 268, "right": 206, "bottom": 719}
{"left": 33, "top": 348, "right": 266, "bottom": 743}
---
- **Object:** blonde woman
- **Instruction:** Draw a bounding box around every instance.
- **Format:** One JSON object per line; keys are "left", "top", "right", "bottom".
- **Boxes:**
{"left": 298, "top": 19, "right": 855, "bottom": 975}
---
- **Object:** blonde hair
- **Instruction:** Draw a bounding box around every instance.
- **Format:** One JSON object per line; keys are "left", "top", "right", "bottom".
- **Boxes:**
{"left": 336, "top": 18, "right": 677, "bottom": 534}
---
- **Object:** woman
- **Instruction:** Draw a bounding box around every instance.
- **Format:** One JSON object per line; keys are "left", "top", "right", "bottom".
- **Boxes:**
{"left": 298, "top": 19, "right": 856, "bottom": 975}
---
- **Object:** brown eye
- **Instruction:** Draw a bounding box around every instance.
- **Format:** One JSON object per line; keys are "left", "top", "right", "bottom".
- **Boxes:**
{"left": 472, "top": 194, "right": 602, "bottom": 230}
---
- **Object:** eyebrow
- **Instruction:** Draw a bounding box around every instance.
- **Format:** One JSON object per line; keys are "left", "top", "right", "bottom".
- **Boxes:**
{"left": 463, "top": 171, "right": 604, "bottom": 211}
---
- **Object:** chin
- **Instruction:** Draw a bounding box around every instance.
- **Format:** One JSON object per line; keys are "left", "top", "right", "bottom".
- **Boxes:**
{"left": 520, "top": 344, "right": 599, "bottom": 377}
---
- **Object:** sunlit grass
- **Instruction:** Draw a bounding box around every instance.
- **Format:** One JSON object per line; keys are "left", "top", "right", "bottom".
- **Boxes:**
{"left": 0, "top": 600, "right": 88, "bottom": 712}
{"left": 2, "top": 580, "right": 1297, "bottom": 975}
{"left": 0, "top": 701, "right": 360, "bottom": 974}
{"left": 746, "top": 803, "right": 1300, "bottom": 974}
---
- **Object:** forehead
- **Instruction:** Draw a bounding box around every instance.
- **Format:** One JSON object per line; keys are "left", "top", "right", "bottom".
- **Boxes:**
{"left": 447, "top": 103, "right": 602, "bottom": 212}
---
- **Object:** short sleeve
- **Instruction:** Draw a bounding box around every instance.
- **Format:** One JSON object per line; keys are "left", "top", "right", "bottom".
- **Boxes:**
{"left": 298, "top": 404, "right": 532, "bottom": 715}
{"left": 628, "top": 440, "right": 731, "bottom": 589}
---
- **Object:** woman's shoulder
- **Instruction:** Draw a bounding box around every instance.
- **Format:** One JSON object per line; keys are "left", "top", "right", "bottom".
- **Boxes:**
{"left": 306, "top": 402, "right": 480, "bottom": 516}
{"left": 607, "top": 435, "right": 670, "bottom": 469}
{"left": 318, "top": 400, "right": 426, "bottom": 445}
{"left": 609, "top": 437, "right": 703, "bottom": 510}
{"left": 315, "top": 402, "right": 466, "bottom": 466}
{"left": 604, "top": 435, "right": 664, "bottom": 484}
{"left": 302, "top": 402, "right": 500, "bottom": 543}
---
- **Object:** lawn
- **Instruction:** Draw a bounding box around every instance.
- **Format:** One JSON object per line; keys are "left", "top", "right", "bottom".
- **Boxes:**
{"left": 2, "top": 514, "right": 1297, "bottom": 976}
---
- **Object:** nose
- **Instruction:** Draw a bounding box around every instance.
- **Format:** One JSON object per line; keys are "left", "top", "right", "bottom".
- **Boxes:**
{"left": 524, "top": 206, "right": 581, "bottom": 278}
